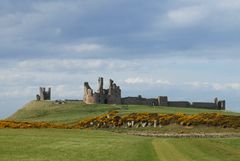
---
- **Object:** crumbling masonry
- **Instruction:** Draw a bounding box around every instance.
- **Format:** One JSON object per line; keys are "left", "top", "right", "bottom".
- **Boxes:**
{"left": 36, "top": 87, "right": 51, "bottom": 101}
{"left": 35, "top": 78, "right": 225, "bottom": 110}
{"left": 83, "top": 77, "right": 121, "bottom": 104}
{"left": 83, "top": 77, "right": 226, "bottom": 110}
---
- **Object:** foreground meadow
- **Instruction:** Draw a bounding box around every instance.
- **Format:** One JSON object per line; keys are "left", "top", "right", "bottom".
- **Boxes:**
{"left": 0, "top": 128, "right": 239, "bottom": 161}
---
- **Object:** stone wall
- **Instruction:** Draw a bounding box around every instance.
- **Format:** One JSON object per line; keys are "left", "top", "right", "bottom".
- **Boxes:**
{"left": 158, "top": 96, "right": 168, "bottom": 106}
{"left": 83, "top": 82, "right": 97, "bottom": 104}
{"left": 121, "top": 96, "right": 146, "bottom": 105}
{"left": 191, "top": 99, "right": 226, "bottom": 110}
{"left": 168, "top": 101, "right": 191, "bottom": 107}
{"left": 159, "top": 96, "right": 226, "bottom": 110}
{"left": 121, "top": 95, "right": 158, "bottom": 106}
{"left": 192, "top": 102, "right": 217, "bottom": 109}
{"left": 146, "top": 98, "right": 159, "bottom": 106}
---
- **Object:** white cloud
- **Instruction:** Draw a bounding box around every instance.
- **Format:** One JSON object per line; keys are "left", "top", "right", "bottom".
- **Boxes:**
{"left": 18, "top": 59, "right": 105, "bottom": 71}
{"left": 16, "top": 58, "right": 139, "bottom": 72}
{"left": 52, "top": 85, "right": 83, "bottom": 99}
{"left": 125, "top": 77, "right": 145, "bottom": 84}
{"left": 212, "top": 83, "right": 240, "bottom": 91}
{"left": 124, "top": 78, "right": 240, "bottom": 91}
{"left": 64, "top": 43, "right": 104, "bottom": 53}
{"left": 156, "top": 80, "right": 172, "bottom": 85}
{"left": 124, "top": 77, "right": 172, "bottom": 86}
{"left": 218, "top": 0, "right": 240, "bottom": 9}
{"left": 184, "top": 81, "right": 209, "bottom": 89}
{"left": 0, "top": 84, "right": 83, "bottom": 100}
{"left": 185, "top": 81, "right": 240, "bottom": 91}
{"left": 0, "top": 86, "right": 35, "bottom": 98}
{"left": 152, "top": 0, "right": 240, "bottom": 31}
{"left": 167, "top": 6, "right": 206, "bottom": 27}
{"left": 227, "top": 83, "right": 240, "bottom": 90}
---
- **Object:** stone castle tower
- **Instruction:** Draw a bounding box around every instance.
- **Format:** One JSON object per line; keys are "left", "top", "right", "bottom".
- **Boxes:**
{"left": 36, "top": 87, "right": 51, "bottom": 101}
{"left": 83, "top": 77, "right": 121, "bottom": 104}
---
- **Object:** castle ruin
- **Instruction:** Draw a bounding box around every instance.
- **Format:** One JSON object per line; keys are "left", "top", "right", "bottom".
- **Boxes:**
{"left": 83, "top": 77, "right": 121, "bottom": 104}
{"left": 36, "top": 87, "right": 51, "bottom": 101}
{"left": 83, "top": 77, "right": 226, "bottom": 110}
{"left": 35, "top": 78, "right": 225, "bottom": 110}
{"left": 157, "top": 96, "right": 225, "bottom": 110}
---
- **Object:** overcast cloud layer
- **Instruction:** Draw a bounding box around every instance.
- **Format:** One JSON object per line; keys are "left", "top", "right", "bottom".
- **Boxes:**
{"left": 1, "top": 0, "right": 240, "bottom": 118}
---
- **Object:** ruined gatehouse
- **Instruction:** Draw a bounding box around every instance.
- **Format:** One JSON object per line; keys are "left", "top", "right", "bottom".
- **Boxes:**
{"left": 83, "top": 77, "right": 121, "bottom": 104}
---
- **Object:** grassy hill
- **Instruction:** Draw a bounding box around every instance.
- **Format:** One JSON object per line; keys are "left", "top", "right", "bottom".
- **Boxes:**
{"left": 7, "top": 100, "right": 239, "bottom": 123}
{"left": 1, "top": 101, "right": 240, "bottom": 161}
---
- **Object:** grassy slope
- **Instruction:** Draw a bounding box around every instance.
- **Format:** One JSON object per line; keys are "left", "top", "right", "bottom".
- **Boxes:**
{"left": 152, "top": 138, "right": 240, "bottom": 161}
{"left": 0, "top": 129, "right": 159, "bottom": 161}
{"left": 0, "top": 129, "right": 239, "bottom": 161}
{"left": 7, "top": 100, "right": 239, "bottom": 123}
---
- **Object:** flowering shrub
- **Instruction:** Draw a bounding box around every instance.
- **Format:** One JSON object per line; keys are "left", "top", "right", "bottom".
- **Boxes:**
{"left": 0, "top": 120, "right": 67, "bottom": 129}
{"left": 73, "top": 112, "right": 240, "bottom": 129}
{"left": 1, "top": 112, "right": 239, "bottom": 129}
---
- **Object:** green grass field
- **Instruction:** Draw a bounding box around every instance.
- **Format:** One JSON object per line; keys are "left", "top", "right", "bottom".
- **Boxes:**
{"left": 7, "top": 101, "right": 239, "bottom": 123}
{"left": 1, "top": 101, "right": 240, "bottom": 161}
{"left": 0, "top": 128, "right": 239, "bottom": 161}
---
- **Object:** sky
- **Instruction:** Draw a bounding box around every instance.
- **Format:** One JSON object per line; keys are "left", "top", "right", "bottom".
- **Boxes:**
{"left": 1, "top": 0, "right": 240, "bottom": 118}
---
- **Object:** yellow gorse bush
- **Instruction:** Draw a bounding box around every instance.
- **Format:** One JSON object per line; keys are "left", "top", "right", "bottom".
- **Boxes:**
{"left": 0, "top": 120, "right": 68, "bottom": 129}
{"left": 1, "top": 112, "right": 239, "bottom": 129}
{"left": 73, "top": 112, "right": 240, "bottom": 129}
